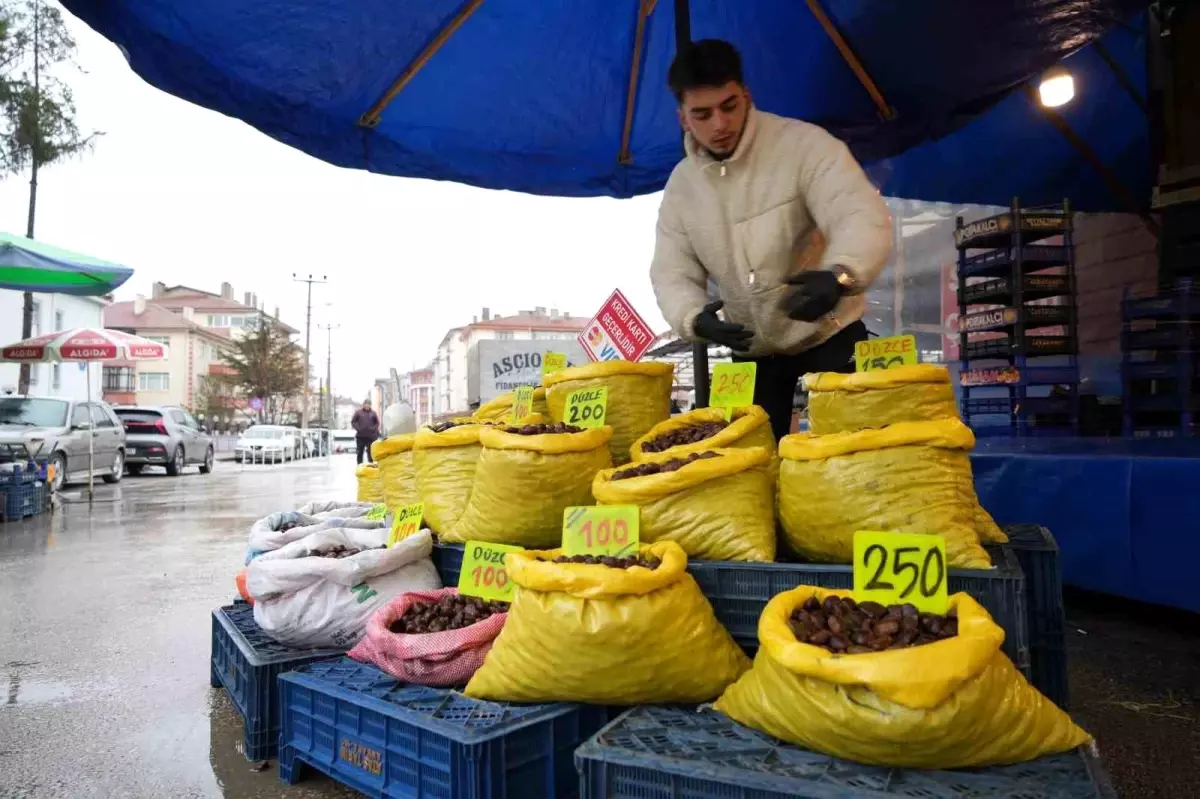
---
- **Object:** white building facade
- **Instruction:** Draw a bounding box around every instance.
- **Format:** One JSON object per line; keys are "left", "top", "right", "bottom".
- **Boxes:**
{"left": 0, "top": 289, "right": 105, "bottom": 400}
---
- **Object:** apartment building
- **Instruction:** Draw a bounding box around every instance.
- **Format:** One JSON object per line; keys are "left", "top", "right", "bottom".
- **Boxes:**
{"left": 0, "top": 290, "right": 106, "bottom": 399}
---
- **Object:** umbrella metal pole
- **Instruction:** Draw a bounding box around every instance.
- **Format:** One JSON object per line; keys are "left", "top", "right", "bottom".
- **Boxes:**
{"left": 676, "top": 1, "right": 707, "bottom": 407}
{"left": 87, "top": 364, "right": 94, "bottom": 503}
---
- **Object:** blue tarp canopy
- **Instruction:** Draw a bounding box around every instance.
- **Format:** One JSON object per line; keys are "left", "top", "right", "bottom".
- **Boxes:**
{"left": 62, "top": 1, "right": 1150, "bottom": 210}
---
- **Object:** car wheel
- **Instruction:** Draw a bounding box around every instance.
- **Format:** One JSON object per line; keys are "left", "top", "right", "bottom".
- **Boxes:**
{"left": 126, "top": 464, "right": 144, "bottom": 476}
{"left": 199, "top": 447, "right": 215, "bottom": 474}
{"left": 50, "top": 452, "right": 67, "bottom": 491}
{"left": 102, "top": 450, "right": 124, "bottom": 484}
{"left": 166, "top": 446, "right": 185, "bottom": 476}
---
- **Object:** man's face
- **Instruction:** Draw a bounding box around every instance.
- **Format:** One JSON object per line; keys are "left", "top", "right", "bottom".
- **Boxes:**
{"left": 362, "top": 402, "right": 370, "bottom": 411}
{"left": 678, "top": 82, "right": 751, "bottom": 158}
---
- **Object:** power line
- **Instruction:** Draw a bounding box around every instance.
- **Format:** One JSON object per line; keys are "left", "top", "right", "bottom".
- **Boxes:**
{"left": 292, "top": 273, "right": 327, "bottom": 430}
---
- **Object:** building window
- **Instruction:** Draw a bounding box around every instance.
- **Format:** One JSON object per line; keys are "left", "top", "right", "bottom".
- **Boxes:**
{"left": 52, "top": 364, "right": 61, "bottom": 390}
{"left": 28, "top": 364, "right": 39, "bottom": 386}
{"left": 54, "top": 310, "right": 64, "bottom": 331}
{"left": 138, "top": 372, "right": 170, "bottom": 391}
{"left": 207, "top": 314, "right": 230, "bottom": 327}
{"left": 145, "top": 335, "right": 171, "bottom": 347}
{"left": 496, "top": 331, "right": 514, "bottom": 340}
{"left": 31, "top": 300, "right": 41, "bottom": 336}
{"left": 103, "top": 367, "right": 136, "bottom": 392}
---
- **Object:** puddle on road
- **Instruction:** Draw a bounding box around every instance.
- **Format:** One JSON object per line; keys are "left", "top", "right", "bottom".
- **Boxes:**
{"left": 4, "top": 672, "right": 74, "bottom": 707}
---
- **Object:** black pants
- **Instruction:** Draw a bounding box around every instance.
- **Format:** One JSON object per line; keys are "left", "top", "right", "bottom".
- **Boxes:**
{"left": 734, "top": 321, "right": 868, "bottom": 441}
{"left": 356, "top": 436, "right": 374, "bottom": 464}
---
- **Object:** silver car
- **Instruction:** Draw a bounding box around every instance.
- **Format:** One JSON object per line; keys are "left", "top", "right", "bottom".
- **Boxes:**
{"left": 0, "top": 395, "right": 127, "bottom": 491}
{"left": 114, "top": 406, "right": 215, "bottom": 476}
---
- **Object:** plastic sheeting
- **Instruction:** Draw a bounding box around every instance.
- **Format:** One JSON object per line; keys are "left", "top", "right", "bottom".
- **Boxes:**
{"left": 971, "top": 440, "right": 1200, "bottom": 613}
{"left": 60, "top": 1, "right": 1148, "bottom": 209}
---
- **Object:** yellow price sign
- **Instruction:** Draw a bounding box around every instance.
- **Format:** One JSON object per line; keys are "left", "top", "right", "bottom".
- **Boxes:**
{"left": 562, "top": 505, "right": 639, "bottom": 557}
{"left": 710, "top": 362, "right": 756, "bottom": 413}
{"left": 457, "top": 541, "right": 523, "bottom": 602}
{"left": 852, "top": 531, "right": 948, "bottom": 614}
{"left": 854, "top": 335, "right": 918, "bottom": 372}
{"left": 387, "top": 502, "right": 424, "bottom": 546}
{"left": 564, "top": 386, "right": 608, "bottom": 428}
{"left": 510, "top": 385, "right": 535, "bottom": 424}
{"left": 542, "top": 352, "right": 568, "bottom": 380}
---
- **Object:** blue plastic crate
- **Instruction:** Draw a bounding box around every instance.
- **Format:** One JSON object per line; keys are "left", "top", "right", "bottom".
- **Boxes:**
{"left": 0, "top": 482, "right": 47, "bottom": 522}
{"left": 278, "top": 658, "right": 608, "bottom": 798}
{"left": 210, "top": 603, "right": 344, "bottom": 761}
{"left": 1000, "top": 525, "right": 1069, "bottom": 710}
{"left": 688, "top": 548, "right": 1030, "bottom": 675}
{"left": 577, "top": 706, "right": 1115, "bottom": 799}
{"left": 433, "top": 542, "right": 465, "bottom": 587}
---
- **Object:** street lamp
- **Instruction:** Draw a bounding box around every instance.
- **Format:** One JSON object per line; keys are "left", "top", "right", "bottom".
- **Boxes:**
{"left": 1038, "top": 66, "right": 1074, "bottom": 108}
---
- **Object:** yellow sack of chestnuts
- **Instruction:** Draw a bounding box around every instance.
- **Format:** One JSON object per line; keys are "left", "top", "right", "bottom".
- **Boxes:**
{"left": 804, "top": 365, "right": 959, "bottom": 435}
{"left": 715, "top": 586, "right": 1090, "bottom": 768}
{"left": 465, "top": 541, "right": 749, "bottom": 704}
{"left": 778, "top": 419, "right": 993, "bottom": 568}
{"left": 370, "top": 434, "right": 419, "bottom": 511}
{"left": 355, "top": 463, "right": 384, "bottom": 503}
{"left": 450, "top": 423, "right": 613, "bottom": 548}
{"left": 630, "top": 405, "right": 776, "bottom": 472}
{"left": 593, "top": 447, "right": 775, "bottom": 562}
{"left": 412, "top": 423, "right": 488, "bottom": 537}
{"left": 473, "top": 388, "right": 550, "bottom": 423}
{"left": 544, "top": 361, "right": 674, "bottom": 466}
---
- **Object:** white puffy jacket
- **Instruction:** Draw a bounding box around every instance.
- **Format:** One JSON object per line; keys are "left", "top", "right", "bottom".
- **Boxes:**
{"left": 650, "top": 108, "right": 892, "bottom": 358}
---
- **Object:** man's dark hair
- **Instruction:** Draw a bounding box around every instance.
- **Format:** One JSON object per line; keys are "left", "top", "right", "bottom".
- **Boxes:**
{"left": 667, "top": 39, "right": 744, "bottom": 103}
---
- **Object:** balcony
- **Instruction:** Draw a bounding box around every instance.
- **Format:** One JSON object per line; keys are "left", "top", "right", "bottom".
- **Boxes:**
{"left": 102, "top": 366, "right": 136, "bottom": 393}
{"left": 208, "top": 363, "right": 238, "bottom": 377}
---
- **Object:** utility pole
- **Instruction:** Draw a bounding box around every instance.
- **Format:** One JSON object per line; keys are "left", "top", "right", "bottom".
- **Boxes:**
{"left": 292, "top": 273, "right": 327, "bottom": 431}
{"left": 318, "top": 322, "right": 340, "bottom": 427}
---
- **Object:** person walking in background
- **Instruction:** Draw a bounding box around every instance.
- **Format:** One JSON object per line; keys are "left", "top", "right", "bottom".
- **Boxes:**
{"left": 351, "top": 399, "right": 380, "bottom": 464}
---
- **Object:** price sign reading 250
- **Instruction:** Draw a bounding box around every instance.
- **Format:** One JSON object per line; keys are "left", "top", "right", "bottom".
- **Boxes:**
{"left": 562, "top": 505, "right": 639, "bottom": 557}
{"left": 709, "top": 362, "right": 756, "bottom": 416}
{"left": 852, "top": 531, "right": 948, "bottom": 614}
{"left": 458, "top": 541, "right": 523, "bottom": 602}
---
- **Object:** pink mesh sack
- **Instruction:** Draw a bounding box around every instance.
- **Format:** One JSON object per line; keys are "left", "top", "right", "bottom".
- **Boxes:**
{"left": 348, "top": 587, "right": 507, "bottom": 687}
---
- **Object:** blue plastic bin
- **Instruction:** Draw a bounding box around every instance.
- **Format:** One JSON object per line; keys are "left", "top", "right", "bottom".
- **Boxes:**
{"left": 0, "top": 482, "right": 47, "bottom": 522}
{"left": 688, "top": 547, "right": 1030, "bottom": 675}
{"left": 278, "top": 658, "right": 608, "bottom": 798}
{"left": 576, "top": 706, "right": 1116, "bottom": 799}
{"left": 0, "top": 463, "right": 37, "bottom": 487}
{"left": 1000, "top": 524, "right": 1069, "bottom": 709}
{"left": 433, "top": 542, "right": 465, "bottom": 587}
{"left": 210, "top": 603, "right": 344, "bottom": 761}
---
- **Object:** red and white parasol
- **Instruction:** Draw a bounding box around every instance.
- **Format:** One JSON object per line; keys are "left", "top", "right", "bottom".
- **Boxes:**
{"left": 0, "top": 327, "right": 169, "bottom": 500}
{"left": 1, "top": 327, "right": 169, "bottom": 362}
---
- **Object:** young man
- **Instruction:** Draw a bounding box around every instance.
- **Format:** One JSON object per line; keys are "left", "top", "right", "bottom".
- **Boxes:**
{"left": 650, "top": 39, "right": 893, "bottom": 440}
{"left": 350, "top": 399, "right": 380, "bottom": 464}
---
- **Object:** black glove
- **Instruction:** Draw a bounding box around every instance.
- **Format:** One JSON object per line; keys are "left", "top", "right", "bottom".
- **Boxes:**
{"left": 783, "top": 270, "right": 844, "bottom": 322}
{"left": 693, "top": 301, "right": 754, "bottom": 352}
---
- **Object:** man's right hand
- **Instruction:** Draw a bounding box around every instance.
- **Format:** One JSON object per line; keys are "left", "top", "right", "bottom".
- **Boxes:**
{"left": 693, "top": 301, "right": 754, "bottom": 352}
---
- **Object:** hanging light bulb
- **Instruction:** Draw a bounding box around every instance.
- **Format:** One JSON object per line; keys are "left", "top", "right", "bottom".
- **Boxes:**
{"left": 1038, "top": 67, "right": 1075, "bottom": 108}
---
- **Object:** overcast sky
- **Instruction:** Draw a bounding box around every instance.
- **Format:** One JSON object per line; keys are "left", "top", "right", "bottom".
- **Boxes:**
{"left": 0, "top": 3, "right": 668, "bottom": 400}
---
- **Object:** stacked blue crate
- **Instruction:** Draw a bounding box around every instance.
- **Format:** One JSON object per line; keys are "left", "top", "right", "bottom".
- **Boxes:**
{"left": 1121, "top": 281, "right": 1199, "bottom": 437}
{"left": 956, "top": 199, "right": 1080, "bottom": 437}
{"left": 278, "top": 658, "right": 609, "bottom": 798}
{"left": 0, "top": 482, "right": 49, "bottom": 522}
{"left": 577, "top": 706, "right": 1116, "bottom": 799}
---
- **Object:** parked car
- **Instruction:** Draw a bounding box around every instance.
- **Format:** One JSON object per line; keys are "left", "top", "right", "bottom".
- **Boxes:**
{"left": 235, "top": 425, "right": 299, "bottom": 463}
{"left": 0, "top": 395, "right": 127, "bottom": 490}
{"left": 113, "top": 405, "right": 214, "bottom": 476}
{"left": 331, "top": 429, "right": 356, "bottom": 454}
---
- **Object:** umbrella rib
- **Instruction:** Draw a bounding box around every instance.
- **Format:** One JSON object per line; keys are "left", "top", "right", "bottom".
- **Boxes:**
{"left": 619, "top": 0, "right": 659, "bottom": 165}
{"left": 359, "top": 0, "right": 487, "bottom": 128}
{"left": 804, "top": 0, "right": 895, "bottom": 121}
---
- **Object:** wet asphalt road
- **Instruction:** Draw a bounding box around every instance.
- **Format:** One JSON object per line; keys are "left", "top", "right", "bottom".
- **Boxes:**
{"left": 1, "top": 454, "right": 1195, "bottom": 798}
{"left": 0, "top": 454, "right": 362, "bottom": 798}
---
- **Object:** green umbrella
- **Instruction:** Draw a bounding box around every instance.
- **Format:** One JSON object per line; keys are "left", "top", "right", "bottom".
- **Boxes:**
{"left": 0, "top": 231, "right": 133, "bottom": 295}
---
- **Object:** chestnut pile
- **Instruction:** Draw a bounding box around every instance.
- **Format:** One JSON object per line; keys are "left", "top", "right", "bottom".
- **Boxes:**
{"left": 611, "top": 451, "right": 721, "bottom": 480}
{"left": 552, "top": 554, "right": 662, "bottom": 570}
{"left": 428, "top": 420, "right": 470, "bottom": 433}
{"left": 790, "top": 595, "right": 959, "bottom": 654}
{"left": 306, "top": 545, "right": 380, "bottom": 560}
{"left": 641, "top": 421, "right": 729, "bottom": 453}
{"left": 503, "top": 422, "right": 583, "bottom": 435}
{"left": 389, "top": 595, "right": 509, "bottom": 634}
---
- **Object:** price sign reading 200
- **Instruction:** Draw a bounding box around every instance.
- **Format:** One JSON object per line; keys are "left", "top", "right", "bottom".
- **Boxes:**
{"left": 852, "top": 531, "right": 948, "bottom": 614}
